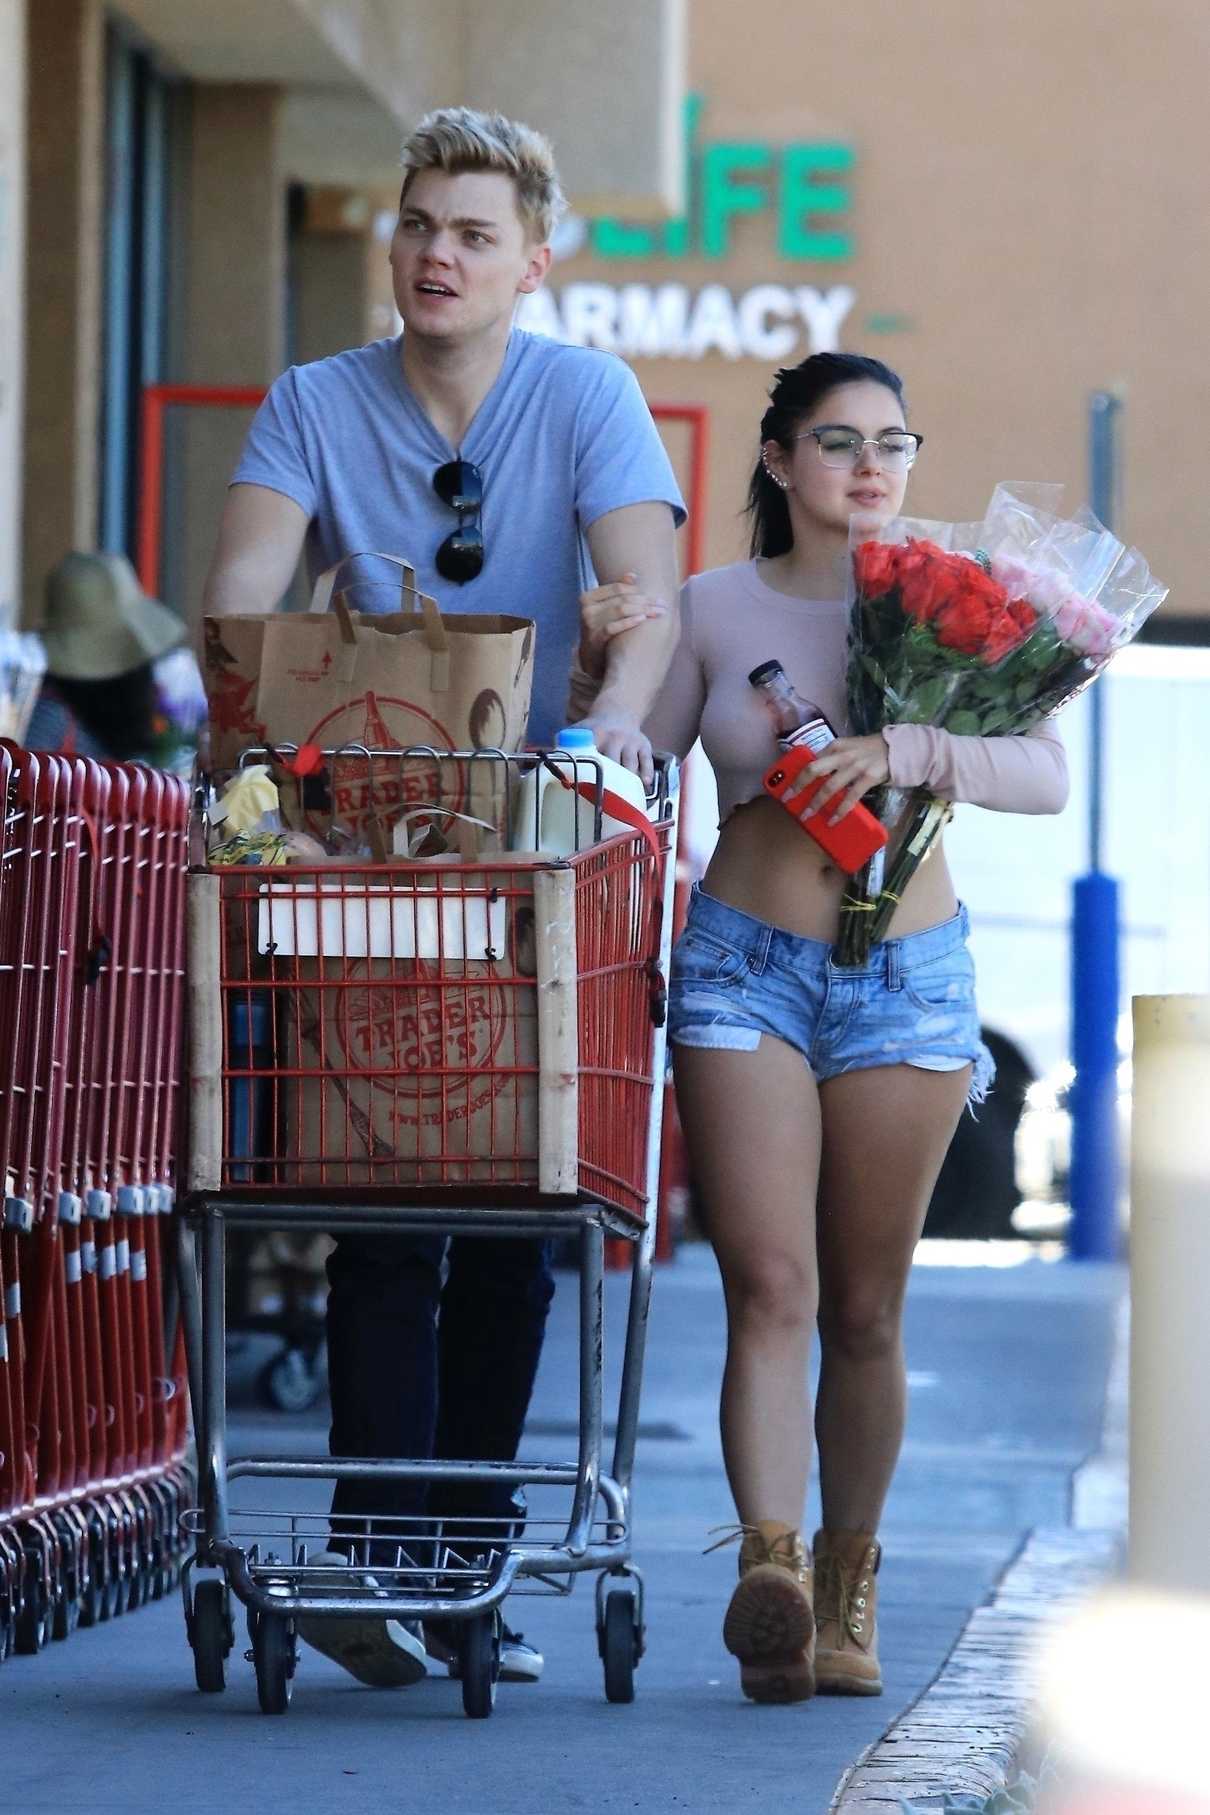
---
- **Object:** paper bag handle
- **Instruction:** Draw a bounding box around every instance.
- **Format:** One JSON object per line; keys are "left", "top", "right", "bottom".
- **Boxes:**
{"left": 308, "top": 554, "right": 449, "bottom": 657}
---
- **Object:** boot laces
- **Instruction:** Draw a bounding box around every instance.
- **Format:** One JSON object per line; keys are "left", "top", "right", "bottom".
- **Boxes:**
{"left": 816, "top": 1551, "right": 868, "bottom": 1642}
{"left": 704, "top": 1524, "right": 808, "bottom": 1573}
{"left": 703, "top": 1524, "right": 755, "bottom": 1556}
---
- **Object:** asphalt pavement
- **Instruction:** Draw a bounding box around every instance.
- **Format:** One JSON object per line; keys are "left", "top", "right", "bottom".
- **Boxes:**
{"left": 0, "top": 1239, "right": 1121, "bottom": 1815}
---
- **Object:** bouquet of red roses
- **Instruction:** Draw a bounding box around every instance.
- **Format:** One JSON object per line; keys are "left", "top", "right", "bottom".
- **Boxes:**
{"left": 837, "top": 483, "right": 1167, "bottom": 964}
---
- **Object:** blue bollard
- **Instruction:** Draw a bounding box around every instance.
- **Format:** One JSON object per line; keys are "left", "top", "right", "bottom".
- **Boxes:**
{"left": 1068, "top": 870, "right": 1121, "bottom": 1259}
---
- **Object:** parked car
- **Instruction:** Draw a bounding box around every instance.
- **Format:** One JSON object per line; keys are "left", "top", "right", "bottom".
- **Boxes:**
{"left": 920, "top": 1027, "right": 1034, "bottom": 1238}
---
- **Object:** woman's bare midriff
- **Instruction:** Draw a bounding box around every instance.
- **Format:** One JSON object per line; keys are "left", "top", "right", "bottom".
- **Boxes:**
{"left": 700, "top": 796, "right": 959, "bottom": 945}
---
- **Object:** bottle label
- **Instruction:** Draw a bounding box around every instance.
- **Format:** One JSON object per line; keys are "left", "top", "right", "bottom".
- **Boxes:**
{"left": 781, "top": 719, "right": 834, "bottom": 755}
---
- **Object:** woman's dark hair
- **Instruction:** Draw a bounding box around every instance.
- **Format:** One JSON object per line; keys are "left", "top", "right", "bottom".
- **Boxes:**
{"left": 746, "top": 352, "right": 907, "bottom": 559}
{"left": 51, "top": 662, "right": 159, "bottom": 761}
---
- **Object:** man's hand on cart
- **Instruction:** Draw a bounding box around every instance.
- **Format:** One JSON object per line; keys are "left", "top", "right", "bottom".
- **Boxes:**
{"left": 579, "top": 702, "right": 656, "bottom": 790}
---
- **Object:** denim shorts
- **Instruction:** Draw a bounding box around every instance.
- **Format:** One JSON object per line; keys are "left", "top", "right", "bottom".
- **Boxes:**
{"left": 668, "top": 884, "right": 995, "bottom": 1106}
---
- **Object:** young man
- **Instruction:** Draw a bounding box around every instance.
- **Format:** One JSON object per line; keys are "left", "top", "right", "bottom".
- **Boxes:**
{"left": 204, "top": 107, "right": 684, "bottom": 1690}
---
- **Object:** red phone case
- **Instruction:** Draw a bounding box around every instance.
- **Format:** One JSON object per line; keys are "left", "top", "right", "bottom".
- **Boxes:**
{"left": 762, "top": 743, "right": 888, "bottom": 874}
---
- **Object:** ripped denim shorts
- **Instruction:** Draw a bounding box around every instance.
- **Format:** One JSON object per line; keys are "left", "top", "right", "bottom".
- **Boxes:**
{"left": 667, "top": 884, "right": 995, "bottom": 1108}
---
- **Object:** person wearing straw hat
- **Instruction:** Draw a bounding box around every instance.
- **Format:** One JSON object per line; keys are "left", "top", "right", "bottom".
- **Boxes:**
{"left": 26, "top": 551, "right": 204, "bottom": 768}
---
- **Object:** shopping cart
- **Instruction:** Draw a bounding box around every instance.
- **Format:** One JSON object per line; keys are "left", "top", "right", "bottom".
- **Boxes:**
{"left": 178, "top": 745, "right": 677, "bottom": 1716}
{"left": 0, "top": 743, "right": 190, "bottom": 1659}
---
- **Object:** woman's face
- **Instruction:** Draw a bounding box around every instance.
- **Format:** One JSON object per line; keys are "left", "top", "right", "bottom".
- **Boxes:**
{"left": 763, "top": 380, "right": 914, "bottom": 538}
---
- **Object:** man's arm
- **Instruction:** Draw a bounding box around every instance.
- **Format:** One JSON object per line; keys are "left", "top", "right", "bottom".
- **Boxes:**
{"left": 582, "top": 501, "right": 680, "bottom": 781}
{"left": 202, "top": 483, "right": 310, "bottom": 619}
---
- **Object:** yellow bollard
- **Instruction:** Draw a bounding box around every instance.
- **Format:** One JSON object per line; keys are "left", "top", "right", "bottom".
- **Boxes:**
{"left": 1129, "top": 994, "right": 1210, "bottom": 1593}
{"left": 1025, "top": 1003, "right": 1210, "bottom": 1811}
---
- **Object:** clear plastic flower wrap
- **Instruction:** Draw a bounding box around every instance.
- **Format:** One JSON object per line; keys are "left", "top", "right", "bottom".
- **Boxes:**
{"left": 837, "top": 483, "right": 1169, "bottom": 964}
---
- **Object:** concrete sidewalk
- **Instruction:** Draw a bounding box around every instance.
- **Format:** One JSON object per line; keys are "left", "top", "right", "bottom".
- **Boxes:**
{"left": 0, "top": 1239, "right": 1121, "bottom": 1815}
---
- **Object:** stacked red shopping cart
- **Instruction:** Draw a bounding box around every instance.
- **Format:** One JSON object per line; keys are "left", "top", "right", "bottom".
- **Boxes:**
{"left": 0, "top": 743, "right": 192, "bottom": 1658}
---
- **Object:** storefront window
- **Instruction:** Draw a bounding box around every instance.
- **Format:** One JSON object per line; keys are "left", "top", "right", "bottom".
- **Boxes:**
{"left": 99, "top": 19, "right": 186, "bottom": 557}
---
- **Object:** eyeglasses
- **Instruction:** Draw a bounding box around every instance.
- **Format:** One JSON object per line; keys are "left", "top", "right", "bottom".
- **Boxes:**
{"left": 794, "top": 427, "right": 924, "bottom": 471}
{"left": 432, "top": 458, "right": 484, "bottom": 583}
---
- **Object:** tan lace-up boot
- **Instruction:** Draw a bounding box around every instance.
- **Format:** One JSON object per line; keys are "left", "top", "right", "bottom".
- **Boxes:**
{"left": 812, "top": 1528, "right": 882, "bottom": 1695}
{"left": 717, "top": 1521, "right": 815, "bottom": 1704}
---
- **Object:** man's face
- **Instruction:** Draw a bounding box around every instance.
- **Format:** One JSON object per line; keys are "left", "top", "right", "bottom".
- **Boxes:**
{"left": 390, "top": 169, "right": 551, "bottom": 345}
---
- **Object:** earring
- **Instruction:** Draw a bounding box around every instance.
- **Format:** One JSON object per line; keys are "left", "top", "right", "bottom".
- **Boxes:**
{"left": 763, "top": 462, "right": 788, "bottom": 491}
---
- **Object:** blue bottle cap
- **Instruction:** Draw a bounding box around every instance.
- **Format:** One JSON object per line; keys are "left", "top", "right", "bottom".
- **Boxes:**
{"left": 555, "top": 726, "right": 597, "bottom": 750}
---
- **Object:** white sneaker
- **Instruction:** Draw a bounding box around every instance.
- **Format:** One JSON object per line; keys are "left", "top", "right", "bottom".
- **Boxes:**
{"left": 425, "top": 1618, "right": 544, "bottom": 1684}
{"left": 499, "top": 1626, "right": 544, "bottom": 1684}
{"left": 295, "top": 1549, "right": 428, "bottom": 1688}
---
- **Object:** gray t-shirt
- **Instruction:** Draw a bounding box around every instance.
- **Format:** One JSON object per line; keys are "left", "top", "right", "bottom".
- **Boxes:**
{"left": 231, "top": 330, "right": 686, "bottom": 744}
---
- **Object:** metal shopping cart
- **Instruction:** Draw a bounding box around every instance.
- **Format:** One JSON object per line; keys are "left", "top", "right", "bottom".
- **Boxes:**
{"left": 178, "top": 745, "right": 677, "bottom": 1716}
{"left": 0, "top": 745, "right": 191, "bottom": 1658}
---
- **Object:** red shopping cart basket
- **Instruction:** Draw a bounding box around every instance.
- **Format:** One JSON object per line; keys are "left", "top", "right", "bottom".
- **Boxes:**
{"left": 189, "top": 812, "right": 670, "bottom": 1222}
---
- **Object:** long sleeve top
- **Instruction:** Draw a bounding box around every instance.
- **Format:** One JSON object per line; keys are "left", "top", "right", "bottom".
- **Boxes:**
{"left": 572, "top": 558, "right": 1068, "bottom": 824}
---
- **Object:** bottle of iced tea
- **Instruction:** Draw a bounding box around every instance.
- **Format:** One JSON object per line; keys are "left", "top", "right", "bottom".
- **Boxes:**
{"left": 748, "top": 660, "right": 831, "bottom": 749}
{"left": 748, "top": 660, "right": 887, "bottom": 876}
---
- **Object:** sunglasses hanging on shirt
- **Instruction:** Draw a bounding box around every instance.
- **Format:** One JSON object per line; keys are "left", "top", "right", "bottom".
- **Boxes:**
{"left": 432, "top": 458, "right": 485, "bottom": 583}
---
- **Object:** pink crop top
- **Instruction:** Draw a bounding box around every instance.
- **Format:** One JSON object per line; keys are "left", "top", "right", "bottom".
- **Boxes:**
{"left": 571, "top": 559, "right": 1068, "bottom": 825}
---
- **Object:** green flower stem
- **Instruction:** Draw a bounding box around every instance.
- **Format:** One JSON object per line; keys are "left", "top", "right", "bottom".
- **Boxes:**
{"left": 835, "top": 794, "right": 950, "bottom": 964}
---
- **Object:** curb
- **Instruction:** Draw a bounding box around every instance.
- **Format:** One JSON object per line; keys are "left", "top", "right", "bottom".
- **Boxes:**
{"left": 828, "top": 1525, "right": 1122, "bottom": 1811}
{"left": 830, "top": 1289, "right": 1129, "bottom": 1812}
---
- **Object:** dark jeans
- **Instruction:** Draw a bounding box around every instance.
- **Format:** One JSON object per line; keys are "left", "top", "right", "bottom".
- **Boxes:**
{"left": 326, "top": 1232, "right": 555, "bottom": 1557}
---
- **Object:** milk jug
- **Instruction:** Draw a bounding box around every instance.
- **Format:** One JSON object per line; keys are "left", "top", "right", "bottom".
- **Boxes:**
{"left": 510, "top": 726, "right": 651, "bottom": 854}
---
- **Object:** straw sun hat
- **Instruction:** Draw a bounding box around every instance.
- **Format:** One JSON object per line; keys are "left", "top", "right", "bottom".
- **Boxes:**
{"left": 41, "top": 551, "right": 184, "bottom": 681}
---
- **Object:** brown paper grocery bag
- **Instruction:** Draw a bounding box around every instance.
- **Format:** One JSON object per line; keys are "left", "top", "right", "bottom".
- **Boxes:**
{"left": 203, "top": 554, "right": 534, "bottom": 847}
{"left": 263, "top": 864, "right": 540, "bottom": 1186}
{"left": 286, "top": 955, "right": 540, "bottom": 1188}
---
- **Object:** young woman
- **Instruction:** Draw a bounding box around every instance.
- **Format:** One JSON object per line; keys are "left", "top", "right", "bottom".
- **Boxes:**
{"left": 577, "top": 353, "right": 1068, "bottom": 1706}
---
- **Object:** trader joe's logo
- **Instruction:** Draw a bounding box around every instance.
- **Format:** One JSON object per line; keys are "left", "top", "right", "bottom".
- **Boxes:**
{"left": 517, "top": 95, "right": 887, "bottom": 361}
{"left": 306, "top": 693, "right": 467, "bottom": 845}
{"left": 335, "top": 961, "right": 510, "bottom": 1126}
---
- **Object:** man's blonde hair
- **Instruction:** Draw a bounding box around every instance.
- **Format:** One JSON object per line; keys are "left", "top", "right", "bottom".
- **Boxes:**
{"left": 400, "top": 107, "right": 567, "bottom": 245}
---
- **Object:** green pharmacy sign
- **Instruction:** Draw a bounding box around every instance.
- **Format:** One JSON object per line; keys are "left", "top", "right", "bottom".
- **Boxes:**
{"left": 518, "top": 97, "right": 872, "bottom": 361}
{"left": 591, "top": 96, "right": 854, "bottom": 264}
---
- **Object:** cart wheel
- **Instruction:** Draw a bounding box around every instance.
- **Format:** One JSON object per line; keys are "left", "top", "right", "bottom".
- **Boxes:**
{"left": 125, "top": 1516, "right": 143, "bottom": 1612}
{"left": 192, "top": 1579, "right": 231, "bottom": 1693}
{"left": 137, "top": 1547, "right": 157, "bottom": 1609}
{"left": 100, "top": 1563, "right": 122, "bottom": 1621}
{"left": 52, "top": 1556, "right": 81, "bottom": 1642}
{"left": 79, "top": 1514, "right": 105, "bottom": 1627}
{"left": 157, "top": 1540, "right": 181, "bottom": 1599}
{"left": 79, "top": 1565, "right": 103, "bottom": 1629}
{"left": 253, "top": 1612, "right": 295, "bottom": 1715}
{"left": 149, "top": 1498, "right": 171, "bottom": 1600}
{"left": 14, "top": 1571, "right": 51, "bottom": 1655}
{"left": 59, "top": 1519, "right": 86, "bottom": 1638}
{"left": 459, "top": 1612, "right": 500, "bottom": 1719}
{"left": 259, "top": 1346, "right": 324, "bottom": 1415}
{"left": 602, "top": 1589, "right": 639, "bottom": 1704}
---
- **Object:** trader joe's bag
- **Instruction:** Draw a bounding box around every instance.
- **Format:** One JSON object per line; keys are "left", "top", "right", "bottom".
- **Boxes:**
{"left": 203, "top": 554, "right": 535, "bottom": 850}
{"left": 261, "top": 864, "right": 540, "bottom": 1186}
